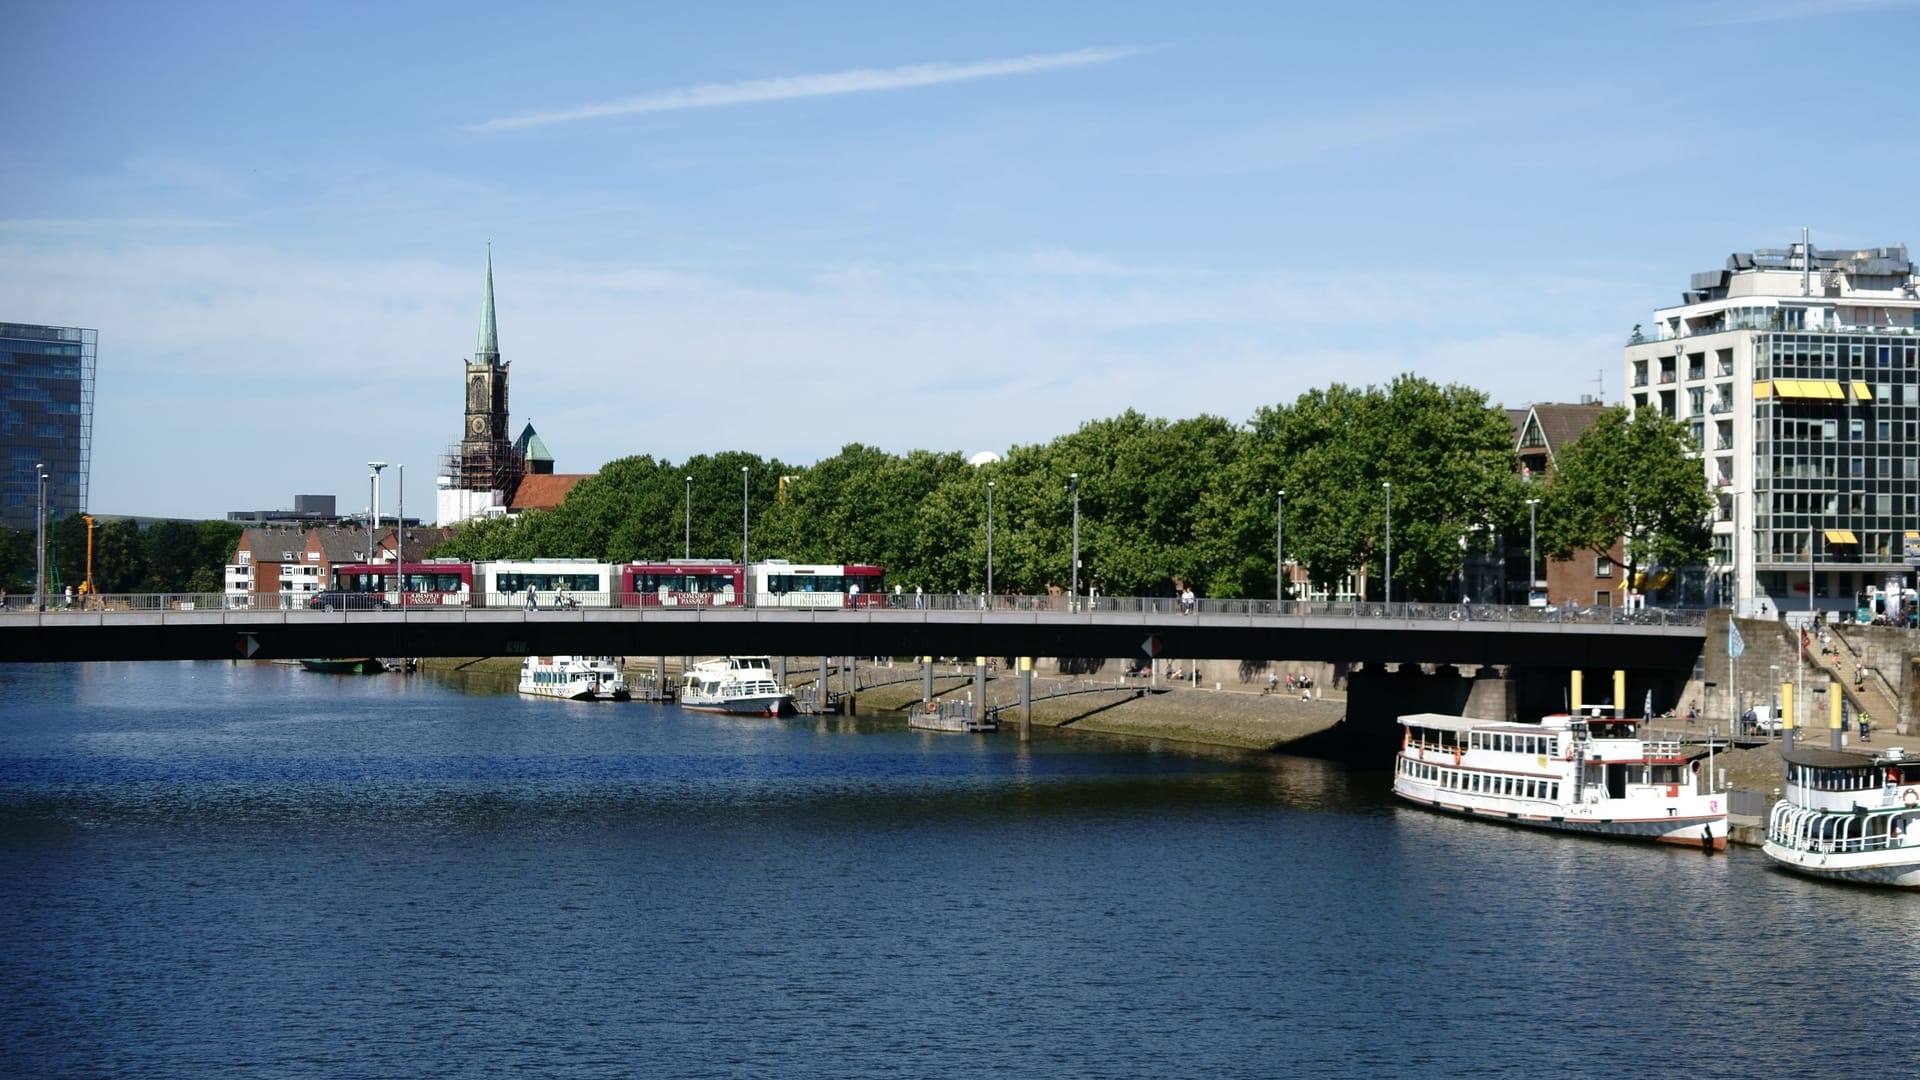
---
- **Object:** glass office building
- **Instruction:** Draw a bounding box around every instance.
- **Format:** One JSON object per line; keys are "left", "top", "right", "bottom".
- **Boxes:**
{"left": 2, "top": 322, "right": 97, "bottom": 531}
{"left": 1623, "top": 242, "right": 1919, "bottom": 616}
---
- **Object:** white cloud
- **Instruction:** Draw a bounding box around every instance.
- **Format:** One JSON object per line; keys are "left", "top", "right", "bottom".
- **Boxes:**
{"left": 467, "top": 46, "right": 1145, "bottom": 131}
{"left": 0, "top": 239, "right": 1627, "bottom": 519}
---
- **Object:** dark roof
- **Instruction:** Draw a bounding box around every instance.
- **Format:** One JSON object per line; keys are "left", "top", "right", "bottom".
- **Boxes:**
{"left": 1782, "top": 746, "right": 1885, "bottom": 769}
{"left": 308, "top": 526, "right": 374, "bottom": 564}
{"left": 1513, "top": 402, "right": 1607, "bottom": 474}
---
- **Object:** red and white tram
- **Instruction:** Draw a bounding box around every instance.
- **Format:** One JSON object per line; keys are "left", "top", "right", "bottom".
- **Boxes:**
{"left": 747, "top": 560, "right": 886, "bottom": 609}
{"left": 620, "top": 560, "right": 745, "bottom": 607}
{"left": 329, "top": 560, "right": 474, "bottom": 608}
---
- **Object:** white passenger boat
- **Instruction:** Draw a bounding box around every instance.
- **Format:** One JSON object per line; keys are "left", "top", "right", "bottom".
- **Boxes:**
{"left": 518, "top": 656, "right": 629, "bottom": 701}
{"left": 1394, "top": 712, "right": 1727, "bottom": 849}
{"left": 909, "top": 699, "right": 997, "bottom": 733}
{"left": 1763, "top": 745, "right": 1920, "bottom": 888}
{"left": 678, "top": 656, "right": 793, "bottom": 716}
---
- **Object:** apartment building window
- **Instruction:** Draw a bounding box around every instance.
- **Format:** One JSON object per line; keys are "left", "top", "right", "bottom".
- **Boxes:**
{"left": 1595, "top": 557, "right": 1613, "bottom": 578}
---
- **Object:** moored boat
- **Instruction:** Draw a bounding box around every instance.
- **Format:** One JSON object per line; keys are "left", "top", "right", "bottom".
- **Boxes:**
{"left": 909, "top": 699, "right": 997, "bottom": 733}
{"left": 1393, "top": 712, "right": 1728, "bottom": 848}
{"left": 518, "top": 656, "right": 629, "bottom": 701}
{"left": 300, "top": 658, "right": 380, "bottom": 674}
{"left": 1763, "top": 745, "right": 1920, "bottom": 888}
{"left": 678, "top": 656, "right": 793, "bottom": 716}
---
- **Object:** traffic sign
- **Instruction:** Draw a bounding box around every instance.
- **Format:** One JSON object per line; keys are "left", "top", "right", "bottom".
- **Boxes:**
{"left": 1142, "top": 635, "right": 1162, "bottom": 658}
{"left": 236, "top": 633, "right": 259, "bottom": 658}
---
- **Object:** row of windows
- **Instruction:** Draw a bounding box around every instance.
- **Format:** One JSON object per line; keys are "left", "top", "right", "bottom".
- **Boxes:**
{"left": 491, "top": 572, "right": 607, "bottom": 593}
{"left": 1471, "top": 731, "right": 1559, "bottom": 756}
{"left": 1398, "top": 758, "right": 1564, "bottom": 802}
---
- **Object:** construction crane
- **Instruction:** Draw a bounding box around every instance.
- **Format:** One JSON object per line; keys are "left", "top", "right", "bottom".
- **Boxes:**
{"left": 80, "top": 514, "right": 97, "bottom": 604}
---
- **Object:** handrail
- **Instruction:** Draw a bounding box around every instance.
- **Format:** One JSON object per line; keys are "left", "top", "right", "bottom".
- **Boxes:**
{"left": 0, "top": 591, "right": 1713, "bottom": 627}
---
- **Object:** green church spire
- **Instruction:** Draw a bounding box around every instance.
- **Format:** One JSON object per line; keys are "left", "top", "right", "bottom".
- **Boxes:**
{"left": 474, "top": 241, "right": 500, "bottom": 365}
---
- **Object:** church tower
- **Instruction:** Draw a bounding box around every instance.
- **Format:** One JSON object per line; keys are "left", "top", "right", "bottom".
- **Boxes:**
{"left": 462, "top": 244, "right": 511, "bottom": 459}
{"left": 437, "top": 244, "right": 525, "bottom": 525}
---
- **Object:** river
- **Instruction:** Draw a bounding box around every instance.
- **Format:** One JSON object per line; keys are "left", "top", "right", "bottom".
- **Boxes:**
{"left": 1, "top": 661, "right": 1911, "bottom": 1078}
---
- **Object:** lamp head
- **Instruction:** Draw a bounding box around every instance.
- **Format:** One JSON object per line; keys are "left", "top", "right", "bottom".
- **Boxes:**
{"left": 368, "top": 461, "right": 386, "bottom": 471}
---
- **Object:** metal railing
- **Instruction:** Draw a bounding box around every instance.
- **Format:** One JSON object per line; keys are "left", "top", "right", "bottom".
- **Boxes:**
{"left": 0, "top": 591, "right": 1713, "bottom": 628}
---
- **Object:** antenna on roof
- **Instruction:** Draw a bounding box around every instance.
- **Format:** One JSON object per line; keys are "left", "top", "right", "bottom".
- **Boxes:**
{"left": 1591, "top": 368, "right": 1605, "bottom": 405}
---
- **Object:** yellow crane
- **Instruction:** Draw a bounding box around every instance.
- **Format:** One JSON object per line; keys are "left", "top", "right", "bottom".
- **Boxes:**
{"left": 79, "top": 514, "right": 96, "bottom": 606}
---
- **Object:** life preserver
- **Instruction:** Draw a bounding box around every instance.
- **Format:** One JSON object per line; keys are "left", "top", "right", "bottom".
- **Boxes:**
{"left": 927, "top": 700, "right": 939, "bottom": 714}
{"left": 1904, "top": 789, "right": 1918, "bottom": 808}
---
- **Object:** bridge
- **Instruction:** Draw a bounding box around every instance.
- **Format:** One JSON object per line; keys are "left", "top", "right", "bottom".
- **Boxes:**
{"left": 0, "top": 596, "right": 1705, "bottom": 671}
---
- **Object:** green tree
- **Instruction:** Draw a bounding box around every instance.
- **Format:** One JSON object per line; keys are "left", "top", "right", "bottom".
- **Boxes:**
{"left": 144, "top": 521, "right": 203, "bottom": 591}
{"left": 94, "top": 518, "right": 149, "bottom": 593}
{"left": 1210, "top": 377, "right": 1519, "bottom": 601}
{"left": 1537, "top": 407, "right": 1712, "bottom": 598}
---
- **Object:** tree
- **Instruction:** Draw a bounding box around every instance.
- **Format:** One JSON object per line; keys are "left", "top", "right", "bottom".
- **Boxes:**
{"left": 1213, "top": 377, "right": 1519, "bottom": 601}
{"left": 1537, "top": 407, "right": 1712, "bottom": 600}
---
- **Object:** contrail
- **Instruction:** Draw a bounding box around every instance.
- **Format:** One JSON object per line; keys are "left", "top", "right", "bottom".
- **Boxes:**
{"left": 468, "top": 46, "right": 1143, "bottom": 131}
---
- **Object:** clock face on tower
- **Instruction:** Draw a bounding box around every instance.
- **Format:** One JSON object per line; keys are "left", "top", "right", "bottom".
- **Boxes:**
{"left": 469, "top": 415, "right": 487, "bottom": 436}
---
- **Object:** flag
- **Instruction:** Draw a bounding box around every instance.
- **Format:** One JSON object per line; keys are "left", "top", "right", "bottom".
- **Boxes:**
{"left": 1728, "top": 621, "right": 1745, "bottom": 658}
{"left": 1800, "top": 627, "right": 1810, "bottom": 651}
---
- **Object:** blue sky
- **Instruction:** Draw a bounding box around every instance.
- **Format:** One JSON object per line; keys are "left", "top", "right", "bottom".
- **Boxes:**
{"left": 4, "top": 0, "right": 1917, "bottom": 520}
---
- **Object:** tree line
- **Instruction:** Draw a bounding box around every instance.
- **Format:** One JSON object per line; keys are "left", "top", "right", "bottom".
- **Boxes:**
{"left": 435, "top": 376, "right": 1714, "bottom": 603}
{"left": 0, "top": 517, "right": 240, "bottom": 596}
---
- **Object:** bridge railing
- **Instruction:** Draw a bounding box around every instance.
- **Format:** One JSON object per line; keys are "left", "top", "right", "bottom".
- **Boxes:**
{"left": 2, "top": 590, "right": 1709, "bottom": 628}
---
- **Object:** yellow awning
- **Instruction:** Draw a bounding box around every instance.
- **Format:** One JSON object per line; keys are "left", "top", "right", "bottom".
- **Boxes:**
{"left": 1772, "top": 379, "right": 1845, "bottom": 401}
{"left": 1753, "top": 380, "right": 1773, "bottom": 399}
{"left": 1824, "top": 529, "right": 1858, "bottom": 545}
{"left": 1852, "top": 381, "right": 1874, "bottom": 401}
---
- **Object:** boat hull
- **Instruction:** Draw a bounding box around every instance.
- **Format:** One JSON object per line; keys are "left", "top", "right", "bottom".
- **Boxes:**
{"left": 1394, "top": 787, "right": 1728, "bottom": 849}
{"left": 300, "top": 658, "right": 378, "bottom": 674}
{"left": 680, "top": 696, "right": 792, "bottom": 717}
{"left": 1760, "top": 842, "right": 1920, "bottom": 888}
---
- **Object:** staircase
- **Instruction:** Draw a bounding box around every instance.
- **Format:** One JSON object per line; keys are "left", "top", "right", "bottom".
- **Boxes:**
{"left": 1818, "top": 627, "right": 1900, "bottom": 735}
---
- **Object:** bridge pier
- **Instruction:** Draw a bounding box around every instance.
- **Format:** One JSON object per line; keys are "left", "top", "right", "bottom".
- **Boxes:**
{"left": 1020, "top": 658, "right": 1032, "bottom": 742}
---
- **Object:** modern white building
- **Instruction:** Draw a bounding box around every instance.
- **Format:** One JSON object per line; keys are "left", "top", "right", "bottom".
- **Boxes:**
{"left": 1624, "top": 239, "right": 1920, "bottom": 618}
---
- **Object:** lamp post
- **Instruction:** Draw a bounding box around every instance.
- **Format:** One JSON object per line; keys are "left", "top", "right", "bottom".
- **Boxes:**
{"left": 396, "top": 464, "right": 406, "bottom": 615}
{"left": 1276, "top": 489, "right": 1285, "bottom": 609}
{"left": 740, "top": 466, "right": 750, "bottom": 568}
{"left": 35, "top": 462, "right": 47, "bottom": 612}
{"left": 1068, "top": 472, "right": 1080, "bottom": 611}
{"left": 1526, "top": 498, "right": 1541, "bottom": 599}
{"left": 368, "top": 461, "right": 387, "bottom": 544}
{"left": 684, "top": 477, "right": 692, "bottom": 560}
{"left": 986, "top": 480, "right": 995, "bottom": 601}
{"left": 1382, "top": 481, "right": 1393, "bottom": 604}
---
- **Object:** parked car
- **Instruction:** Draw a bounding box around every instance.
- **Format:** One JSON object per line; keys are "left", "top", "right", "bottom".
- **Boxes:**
{"left": 1744, "top": 705, "right": 1781, "bottom": 736}
{"left": 307, "top": 590, "right": 389, "bottom": 612}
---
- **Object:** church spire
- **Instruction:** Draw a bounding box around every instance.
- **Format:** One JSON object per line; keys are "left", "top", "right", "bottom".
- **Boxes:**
{"left": 474, "top": 241, "right": 500, "bottom": 366}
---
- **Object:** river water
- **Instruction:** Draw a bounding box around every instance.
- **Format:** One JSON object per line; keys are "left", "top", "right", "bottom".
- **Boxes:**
{"left": 1, "top": 661, "right": 1912, "bottom": 1078}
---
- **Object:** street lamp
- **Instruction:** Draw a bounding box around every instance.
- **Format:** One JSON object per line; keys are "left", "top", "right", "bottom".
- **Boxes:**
{"left": 740, "top": 466, "right": 750, "bottom": 568}
{"left": 684, "top": 476, "right": 692, "bottom": 560}
{"left": 1068, "top": 472, "right": 1080, "bottom": 611}
{"left": 35, "top": 462, "right": 47, "bottom": 612}
{"left": 368, "top": 461, "right": 387, "bottom": 542}
{"left": 1382, "top": 481, "right": 1393, "bottom": 604}
{"left": 1276, "top": 490, "right": 1285, "bottom": 608}
{"left": 1526, "top": 497, "right": 1541, "bottom": 599}
{"left": 986, "top": 479, "right": 995, "bottom": 601}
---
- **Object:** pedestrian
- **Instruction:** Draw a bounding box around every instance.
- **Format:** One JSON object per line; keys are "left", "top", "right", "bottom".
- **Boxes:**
{"left": 1855, "top": 661, "right": 1864, "bottom": 689}
{"left": 914, "top": 585, "right": 923, "bottom": 609}
{"left": 849, "top": 582, "right": 860, "bottom": 608}
{"left": 1860, "top": 712, "right": 1872, "bottom": 743}
{"left": 0, "top": 586, "right": 8, "bottom": 609}
{"left": 1265, "top": 671, "right": 1277, "bottom": 694}
{"left": 525, "top": 585, "right": 538, "bottom": 611}
{"left": 1300, "top": 685, "right": 1311, "bottom": 702}
{"left": 1686, "top": 700, "right": 1697, "bottom": 723}
{"left": 63, "top": 584, "right": 73, "bottom": 610}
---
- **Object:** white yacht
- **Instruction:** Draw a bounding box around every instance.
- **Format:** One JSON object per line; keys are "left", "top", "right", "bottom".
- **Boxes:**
{"left": 1763, "top": 745, "right": 1920, "bottom": 888}
{"left": 678, "top": 656, "right": 793, "bottom": 716}
{"left": 518, "top": 656, "right": 629, "bottom": 701}
{"left": 1394, "top": 712, "right": 1727, "bottom": 848}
